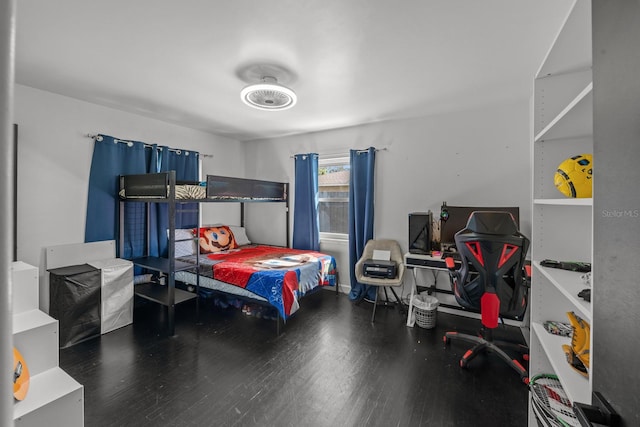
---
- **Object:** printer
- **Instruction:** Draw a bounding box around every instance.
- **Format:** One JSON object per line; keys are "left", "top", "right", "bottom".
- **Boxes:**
{"left": 363, "top": 259, "right": 398, "bottom": 279}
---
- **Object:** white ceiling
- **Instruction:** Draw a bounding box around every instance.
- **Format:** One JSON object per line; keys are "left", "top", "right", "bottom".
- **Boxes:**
{"left": 15, "top": 0, "right": 574, "bottom": 142}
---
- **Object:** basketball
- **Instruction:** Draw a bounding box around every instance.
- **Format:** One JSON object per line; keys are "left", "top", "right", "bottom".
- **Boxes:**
{"left": 554, "top": 154, "right": 593, "bottom": 198}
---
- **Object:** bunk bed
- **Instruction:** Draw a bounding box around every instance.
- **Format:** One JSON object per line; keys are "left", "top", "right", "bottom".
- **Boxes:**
{"left": 118, "top": 171, "right": 337, "bottom": 335}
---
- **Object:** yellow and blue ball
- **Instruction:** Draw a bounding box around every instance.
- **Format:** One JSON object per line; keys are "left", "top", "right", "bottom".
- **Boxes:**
{"left": 554, "top": 154, "right": 593, "bottom": 198}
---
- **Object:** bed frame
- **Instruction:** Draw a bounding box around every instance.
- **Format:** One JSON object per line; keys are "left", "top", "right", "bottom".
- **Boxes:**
{"left": 119, "top": 172, "right": 290, "bottom": 239}
{"left": 118, "top": 171, "right": 292, "bottom": 335}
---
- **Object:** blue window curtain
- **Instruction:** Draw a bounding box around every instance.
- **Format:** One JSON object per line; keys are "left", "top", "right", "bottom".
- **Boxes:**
{"left": 155, "top": 147, "right": 200, "bottom": 257}
{"left": 85, "top": 135, "right": 148, "bottom": 249}
{"left": 292, "top": 153, "right": 320, "bottom": 251}
{"left": 84, "top": 134, "right": 199, "bottom": 260}
{"left": 348, "top": 147, "right": 376, "bottom": 302}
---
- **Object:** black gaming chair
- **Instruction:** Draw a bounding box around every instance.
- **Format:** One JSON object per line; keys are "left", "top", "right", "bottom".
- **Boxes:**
{"left": 442, "top": 211, "right": 531, "bottom": 384}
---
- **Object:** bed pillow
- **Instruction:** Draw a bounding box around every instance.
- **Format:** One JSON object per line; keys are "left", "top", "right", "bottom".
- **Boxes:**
{"left": 169, "top": 229, "right": 197, "bottom": 257}
{"left": 228, "top": 225, "right": 251, "bottom": 246}
{"left": 197, "top": 225, "right": 238, "bottom": 253}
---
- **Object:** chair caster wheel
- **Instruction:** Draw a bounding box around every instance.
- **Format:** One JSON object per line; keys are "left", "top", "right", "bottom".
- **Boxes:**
{"left": 443, "top": 336, "right": 450, "bottom": 345}
{"left": 459, "top": 359, "right": 468, "bottom": 369}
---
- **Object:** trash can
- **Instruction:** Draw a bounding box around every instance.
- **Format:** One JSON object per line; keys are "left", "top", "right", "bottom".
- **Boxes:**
{"left": 412, "top": 293, "right": 439, "bottom": 329}
{"left": 49, "top": 264, "right": 101, "bottom": 348}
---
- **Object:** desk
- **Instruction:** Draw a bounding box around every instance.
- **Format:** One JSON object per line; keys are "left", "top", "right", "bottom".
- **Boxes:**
{"left": 403, "top": 252, "right": 461, "bottom": 327}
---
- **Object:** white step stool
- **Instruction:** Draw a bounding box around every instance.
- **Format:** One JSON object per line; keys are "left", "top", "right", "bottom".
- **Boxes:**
{"left": 12, "top": 261, "right": 84, "bottom": 427}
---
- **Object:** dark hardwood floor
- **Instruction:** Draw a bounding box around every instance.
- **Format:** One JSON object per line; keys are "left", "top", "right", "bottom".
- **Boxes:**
{"left": 59, "top": 290, "right": 529, "bottom": 427}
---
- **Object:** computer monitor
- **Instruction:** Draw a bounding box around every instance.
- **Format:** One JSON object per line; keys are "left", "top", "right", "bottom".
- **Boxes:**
{"left": 439, "top": 204, "right": 520, "bottom": 251}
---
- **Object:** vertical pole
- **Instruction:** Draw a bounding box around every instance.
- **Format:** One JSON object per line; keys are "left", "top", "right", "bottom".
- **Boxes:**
{"left": 285, "top": 183, "right": 290, "bottom": 248}
{"left": 0, "top": 0, "right": 16, "bottom": 424}
{"left": 12, "top": 124, "right": 17, "bottom": 262}
{"left": 167, "top": 171, "right": 175, "bottom": 336}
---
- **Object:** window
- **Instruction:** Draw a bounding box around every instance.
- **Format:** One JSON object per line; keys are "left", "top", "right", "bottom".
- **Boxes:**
{"left": 318, "top": 157, "right": 350, "bottom": 239}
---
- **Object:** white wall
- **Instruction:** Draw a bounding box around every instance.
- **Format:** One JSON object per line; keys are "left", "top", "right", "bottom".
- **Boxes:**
{"left": 13, "top": 85, "right": 532, "bottom": 299}
{"left": 244, "top": 99, "right": 533, "bottom": 295}
{"left": 13, "top": 84, "right": 245, "bottom": 273}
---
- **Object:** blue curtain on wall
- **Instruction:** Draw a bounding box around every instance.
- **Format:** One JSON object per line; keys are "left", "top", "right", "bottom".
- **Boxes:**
{"left": 348, "top": 147, "right": 377, "bottom": 302}
{"left": 85, "top": 134, "right": 199, "bottom": 259}
{"left": 292, "top": 153, "right": 320, "bottom": 251}
{"left": 156, "top": 147, "right": 200, "bottom": 257}
{"left": 85, "top": 135, "right": 148, "bottom": 250}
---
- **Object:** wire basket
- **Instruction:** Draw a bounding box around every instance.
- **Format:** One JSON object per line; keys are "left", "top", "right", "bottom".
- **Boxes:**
{"left": 412, "top": 294, "right": 439, "bottom": 329}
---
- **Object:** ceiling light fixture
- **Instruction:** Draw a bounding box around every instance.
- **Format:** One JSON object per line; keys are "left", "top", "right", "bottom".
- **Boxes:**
{"left": 240, "top": 76, "right": 297, "bottom": 111}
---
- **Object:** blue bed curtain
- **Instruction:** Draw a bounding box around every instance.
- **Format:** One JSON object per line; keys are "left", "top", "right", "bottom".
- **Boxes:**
{"left": 348, "top": 147, "right": 377, "bottom": 302}
{"left": 292, "top": 153, "right": 320, "bottom": 251}
{"left": 84, "top": 134, "right": 199, "bottom": 259}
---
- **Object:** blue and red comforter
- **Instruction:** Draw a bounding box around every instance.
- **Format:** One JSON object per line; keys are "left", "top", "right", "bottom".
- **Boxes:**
{"left": 205, "top": 245, "right": 337, "bottom": 319}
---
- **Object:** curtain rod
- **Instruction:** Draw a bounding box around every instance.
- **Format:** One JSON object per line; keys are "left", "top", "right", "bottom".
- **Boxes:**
{"left": 290, "top": 147, "right": 387, "bottom": 158}
{"left": 86, "top": 133, "right": 213, "bottom": 158}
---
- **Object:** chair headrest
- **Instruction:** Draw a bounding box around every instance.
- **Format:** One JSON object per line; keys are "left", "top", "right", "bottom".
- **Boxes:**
{"left": 464, "top": 211, "right": 518, "bottom": 235}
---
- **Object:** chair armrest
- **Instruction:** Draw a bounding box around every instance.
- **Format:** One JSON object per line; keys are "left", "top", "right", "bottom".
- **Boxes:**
{"left": 445, "top": 257, "right": 456, "bottom": 270}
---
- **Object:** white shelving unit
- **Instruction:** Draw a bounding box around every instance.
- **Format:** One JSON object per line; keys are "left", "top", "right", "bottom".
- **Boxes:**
{"left": 529, "top": 0, "right": 593, "bottom": 420}
{"left": 11, "top": 261, "right": 84, "bottom": 426}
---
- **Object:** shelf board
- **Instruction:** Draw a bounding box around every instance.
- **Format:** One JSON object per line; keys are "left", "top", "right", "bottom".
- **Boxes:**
{"left": 134, "top": 282, "right": 197, "bottom": 306}
{"left": 12, "top": 309, "right": 57, "bottom": 335}
{"left": 531, "top": 322, "right": 590, "bottom": 404}
{"left": 533, "top": 198, "right": 592, "bottom": 206}
{"left": 534, "top": 82, "right": 592, "bottom": 142}
{"left": 13, "top": 366, "right": 83, "bottom": 421}
{"left": 130, "top": 256, "right": 195, "bottom": 273}
{"left": 533, "top": 261, "right": 591, "bottom": 321}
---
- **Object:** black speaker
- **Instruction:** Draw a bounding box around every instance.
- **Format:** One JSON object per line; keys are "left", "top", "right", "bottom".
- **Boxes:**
{"left": 409, "top": 212, "right": 432, "bottom": 254}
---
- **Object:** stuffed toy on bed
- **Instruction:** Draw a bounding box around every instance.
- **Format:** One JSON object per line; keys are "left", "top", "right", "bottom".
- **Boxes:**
{"left": 197, "top": 226, "right": 237, "bottom": 253}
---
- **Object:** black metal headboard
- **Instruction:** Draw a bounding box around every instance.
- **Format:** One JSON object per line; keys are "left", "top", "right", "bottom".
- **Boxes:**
{"left": 119, "top": 172, "right": 170, "bottom": 197}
